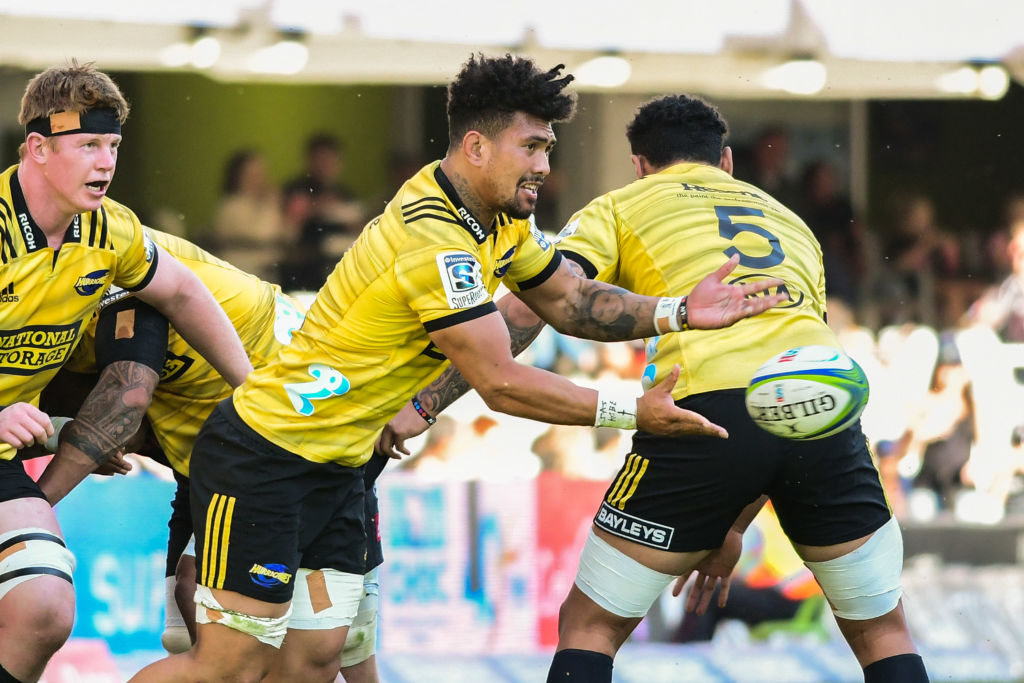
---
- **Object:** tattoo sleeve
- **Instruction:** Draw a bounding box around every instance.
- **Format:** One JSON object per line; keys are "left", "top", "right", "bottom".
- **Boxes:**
{"left": 63, "top": 360, "right": 159, "bottom": 465}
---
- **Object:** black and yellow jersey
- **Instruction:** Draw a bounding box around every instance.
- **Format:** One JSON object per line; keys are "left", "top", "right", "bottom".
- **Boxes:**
{"left": 234, "top": 161, "right": 560, "bottom": 466}
{"left": 555, "top": 162, "right": 837, "bottom": 398}
{"left": 66, "top": 228, "right": 305, "bottom": 476}
{"left": 0, "top": 164, "right": 157, "bottom": 461}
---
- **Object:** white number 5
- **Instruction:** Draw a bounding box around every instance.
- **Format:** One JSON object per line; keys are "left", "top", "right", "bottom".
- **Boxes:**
{"left": 285, "top": 364, "right": 350, "bottom": 416}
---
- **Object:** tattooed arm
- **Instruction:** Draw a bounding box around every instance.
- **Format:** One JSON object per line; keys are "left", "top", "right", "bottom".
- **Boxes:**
{"left": 37, "top": 360, "right": 159, "bottom": 505}
{"left": 516, "top": 253, "right": 787, "bottom": 341}
{"left": 375, "top": 293, "right": 547, "bottom": 457}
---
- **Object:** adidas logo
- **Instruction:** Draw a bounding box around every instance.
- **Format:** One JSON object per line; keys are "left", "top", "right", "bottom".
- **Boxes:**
{"left": 0, "top": 283, "right": 18, "bottom": 303}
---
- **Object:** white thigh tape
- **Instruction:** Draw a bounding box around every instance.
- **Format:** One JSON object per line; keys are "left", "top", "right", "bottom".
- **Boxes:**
{"left": 575, "top": 529, "right": 673, "bottom": 618}
{"left": 340, "top": 567, "right": 381, "bottom": 667}
{"left": 288, "top": 568, "right": 364, "bottom": 631}
{"left": 805, "top": 516, "right": 904, "bottom": 621}
{"left": 194, "top": 584, "right": 291, "bottom": 648}
{"left": 0, "top": 527, "right": 76, "bottom": 602}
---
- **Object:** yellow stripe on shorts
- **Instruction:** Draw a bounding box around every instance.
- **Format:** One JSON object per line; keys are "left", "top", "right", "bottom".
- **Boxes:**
{"left": 607, "top": 454, "right": 649, "bottom": 510}
{"left": 202, "top": 493, "right": 236, "bottom": 589}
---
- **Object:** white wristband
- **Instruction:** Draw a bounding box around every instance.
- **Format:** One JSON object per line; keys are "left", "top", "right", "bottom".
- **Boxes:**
{"left": 653, "top": 297, "right": 683, "bottom": 335}
{"left": 44, "top": 416, "right": 73, "bottom": 452}
{"left": 594, "top": 391, "right": 639, "bottom": 430}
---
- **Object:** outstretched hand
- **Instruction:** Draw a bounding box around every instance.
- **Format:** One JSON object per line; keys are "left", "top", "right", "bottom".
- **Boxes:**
{"left": 637, "top": 365, "right": 728, "bottom": 438}
{"left": 687, "top": 254, "right": 787, "bottom": 330}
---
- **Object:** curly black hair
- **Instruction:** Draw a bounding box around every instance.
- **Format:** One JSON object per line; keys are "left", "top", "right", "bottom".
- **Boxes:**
{"left": 626, "top": 94, "right": 728, "bottom": 168}
{"left": 446, "top": 53, "right": 576, "bottom": 148}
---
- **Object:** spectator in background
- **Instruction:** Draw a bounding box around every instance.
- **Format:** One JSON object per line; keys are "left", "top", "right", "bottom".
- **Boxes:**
{"left": 879, "top": 336, "right": 974, "bottom": 521}
{"left": 798, "top": 160, "right": 867, "bottom": 308}
{"left": 966, "top": 219, "right": 1024, "bottom": 343}
{"left": 743, "top": 125, "right": 799, "bottom": 209}
{"left": 281, "top": 133, "right": 366, "bottom": 290}
{"left": 211, "top": 148, "right": 290, "bottom": 282}
{"left": 881, "top": 192, "right": 962, "bottom": 327}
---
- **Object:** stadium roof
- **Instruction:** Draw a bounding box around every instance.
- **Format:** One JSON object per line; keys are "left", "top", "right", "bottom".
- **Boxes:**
{"left": 1, "top": 0, "right": 1022, "bottom": 99}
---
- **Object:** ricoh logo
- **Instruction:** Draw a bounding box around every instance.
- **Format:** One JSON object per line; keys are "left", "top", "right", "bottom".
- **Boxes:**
{"left": 17, "top": 213, "right": 36, "bottom": 250}
{"left": 0, "top": 283, "right": 18, "bottom": 303}
{"left": 457, "top": 207, "right": 487, "bottom": 242}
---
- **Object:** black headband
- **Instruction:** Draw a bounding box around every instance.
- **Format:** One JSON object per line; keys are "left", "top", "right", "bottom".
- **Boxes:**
{"left": 25, "top": 108, "right": 121, "bottom": 138}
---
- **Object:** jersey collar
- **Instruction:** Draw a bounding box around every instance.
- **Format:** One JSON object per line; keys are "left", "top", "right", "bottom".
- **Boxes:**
{"left": 10, "top": 170, "right": 83, "bottom": 252}
{"left": 433, "top": 166, "right": 493, "bottom": 245}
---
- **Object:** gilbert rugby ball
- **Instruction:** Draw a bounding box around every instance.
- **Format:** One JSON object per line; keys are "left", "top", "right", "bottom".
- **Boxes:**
{"left": 745, "top": 345, "right": 869, "bottom": 440}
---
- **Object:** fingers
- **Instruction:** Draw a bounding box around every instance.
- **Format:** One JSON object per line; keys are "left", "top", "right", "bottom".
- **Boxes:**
{"left": 739, "top": 277, "right": 784, "bottom": 296}
{"left": 671, "top": 574, "right": 689, "bottom": 597}
{"left": 709, "top": 253, "right": 741, "bottom": 281}
{"left": 655, "top": 364, "right": 681, "bottom": 393}
{"left": 718, "top": 576, "right": 732, "bottom": 608}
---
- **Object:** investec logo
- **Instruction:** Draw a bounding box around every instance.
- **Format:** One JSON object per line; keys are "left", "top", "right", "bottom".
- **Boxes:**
{"left": 596, "top": 502, "right": 674, "bottom": 549}
{"left": 0, "top": 283, "right": 18, "bottom": 303}
{"left": 0, "top": 323, "right": 79, "bottom": 375}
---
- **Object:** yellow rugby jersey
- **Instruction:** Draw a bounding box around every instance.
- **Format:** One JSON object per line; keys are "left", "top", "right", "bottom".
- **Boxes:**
{"left": 0, "top": 165, "right": 157, "bottom": 461}
{"left": 66, "top": 227, "right": 305, "bottom": 476}
{"left": 555, "top": 162, "right": 837, "bottom": 399}
{"left": 234, "top": 161, "right": 560, "bottom": 466}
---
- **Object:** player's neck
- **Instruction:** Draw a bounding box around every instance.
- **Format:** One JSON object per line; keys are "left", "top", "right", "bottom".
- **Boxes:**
{"left": 16, "top": 165, "right": 78, "bottom": 240}
{"left": 438, "top": 158, "right": 497, "bottom": 232}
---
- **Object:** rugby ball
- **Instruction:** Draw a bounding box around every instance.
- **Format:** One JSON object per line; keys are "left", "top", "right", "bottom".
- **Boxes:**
{"left": 745, "top": 345, "right": 869, "bottom": 440}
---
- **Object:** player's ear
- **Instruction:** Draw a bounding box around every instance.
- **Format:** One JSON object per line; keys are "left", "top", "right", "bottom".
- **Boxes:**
{"left": 24, "top": 133, "right": 49, "bottom": 163}
{"left": 631, "top": 154, "right": 646, "bottom": 179}
{"left": 462, "top": 130, "right": 487, "bottom": 168}
{"left": 720, "top": 146, "right": 734, "bottom": 176}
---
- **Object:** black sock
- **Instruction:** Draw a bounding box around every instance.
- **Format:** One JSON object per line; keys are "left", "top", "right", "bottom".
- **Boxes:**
{"left": 546, "top": 649, "right": 614, "bottom": 683}
{"left": 864, "top": 653, "right": 929, "bottom": 683}
{"left": 0, "top": 663, "right": 23, "bottom": 683}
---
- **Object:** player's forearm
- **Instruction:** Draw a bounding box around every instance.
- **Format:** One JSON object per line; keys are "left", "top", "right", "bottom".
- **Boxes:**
{"left": 37, "top": 362, "right": 158, "bottom": 503}
{"left": 63, "top": 362, "right": 156, "bottom": 466}
{"left": 36, "top": 443, "right": 101, "bottom": 505}
{"left": 475, "top": 364, "right": 599, "bottom": 426}
{"left": 546, "top": 278, "right": 664, "bottom": 341}
{"left": 416, "top": 294, "right": 547, "bottom": 416}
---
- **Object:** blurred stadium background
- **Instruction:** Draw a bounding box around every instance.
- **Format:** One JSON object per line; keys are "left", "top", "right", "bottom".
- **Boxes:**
{"left": 4, "top": 1, "right": 1024, "bottom": 681}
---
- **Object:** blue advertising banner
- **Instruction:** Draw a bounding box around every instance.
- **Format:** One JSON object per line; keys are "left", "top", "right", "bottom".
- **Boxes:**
{"left": 55, "top": 474, "right": 176, "bottom": 655}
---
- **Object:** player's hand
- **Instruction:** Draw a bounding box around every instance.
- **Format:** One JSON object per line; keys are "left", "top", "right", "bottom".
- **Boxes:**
{"left": 375, "top": 400, "right": 430, "bottom": 459}
{"left": 0, "top": 403, "right": 54, "bottom": 449}
{"left": 636, "top": 365, "right": 728, "bottom": 438}
{"left": 672, "top": 528, "right": 743, "bottom": 615}
{"left": 93, "top": 451, "right": 134, "bottom": 477}
{"left": 687, "top": 254, "right": 788, "bottom": 329}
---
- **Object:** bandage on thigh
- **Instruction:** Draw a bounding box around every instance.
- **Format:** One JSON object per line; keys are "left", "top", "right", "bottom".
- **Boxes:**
{"left": 0, "top": 527, "right": 76, "bottom": 602}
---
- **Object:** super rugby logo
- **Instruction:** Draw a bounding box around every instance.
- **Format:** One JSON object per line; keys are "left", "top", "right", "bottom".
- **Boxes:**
{"left": 249, "top": 563, "right": 292, "bottom": 587}
{"left": 728, "top": 273, "right": 804, "bottom": 309}
{"left": 436, "top": 251, "right": 487, "bottom": 310}
{"left": 0, "top": 323, "right": 79, "bottom": 375}
{"left": 529, "top": 224, "right": 551, "bottom": 250}
{"left": 74, "top": 269, "right": 110, "bottom": 296}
